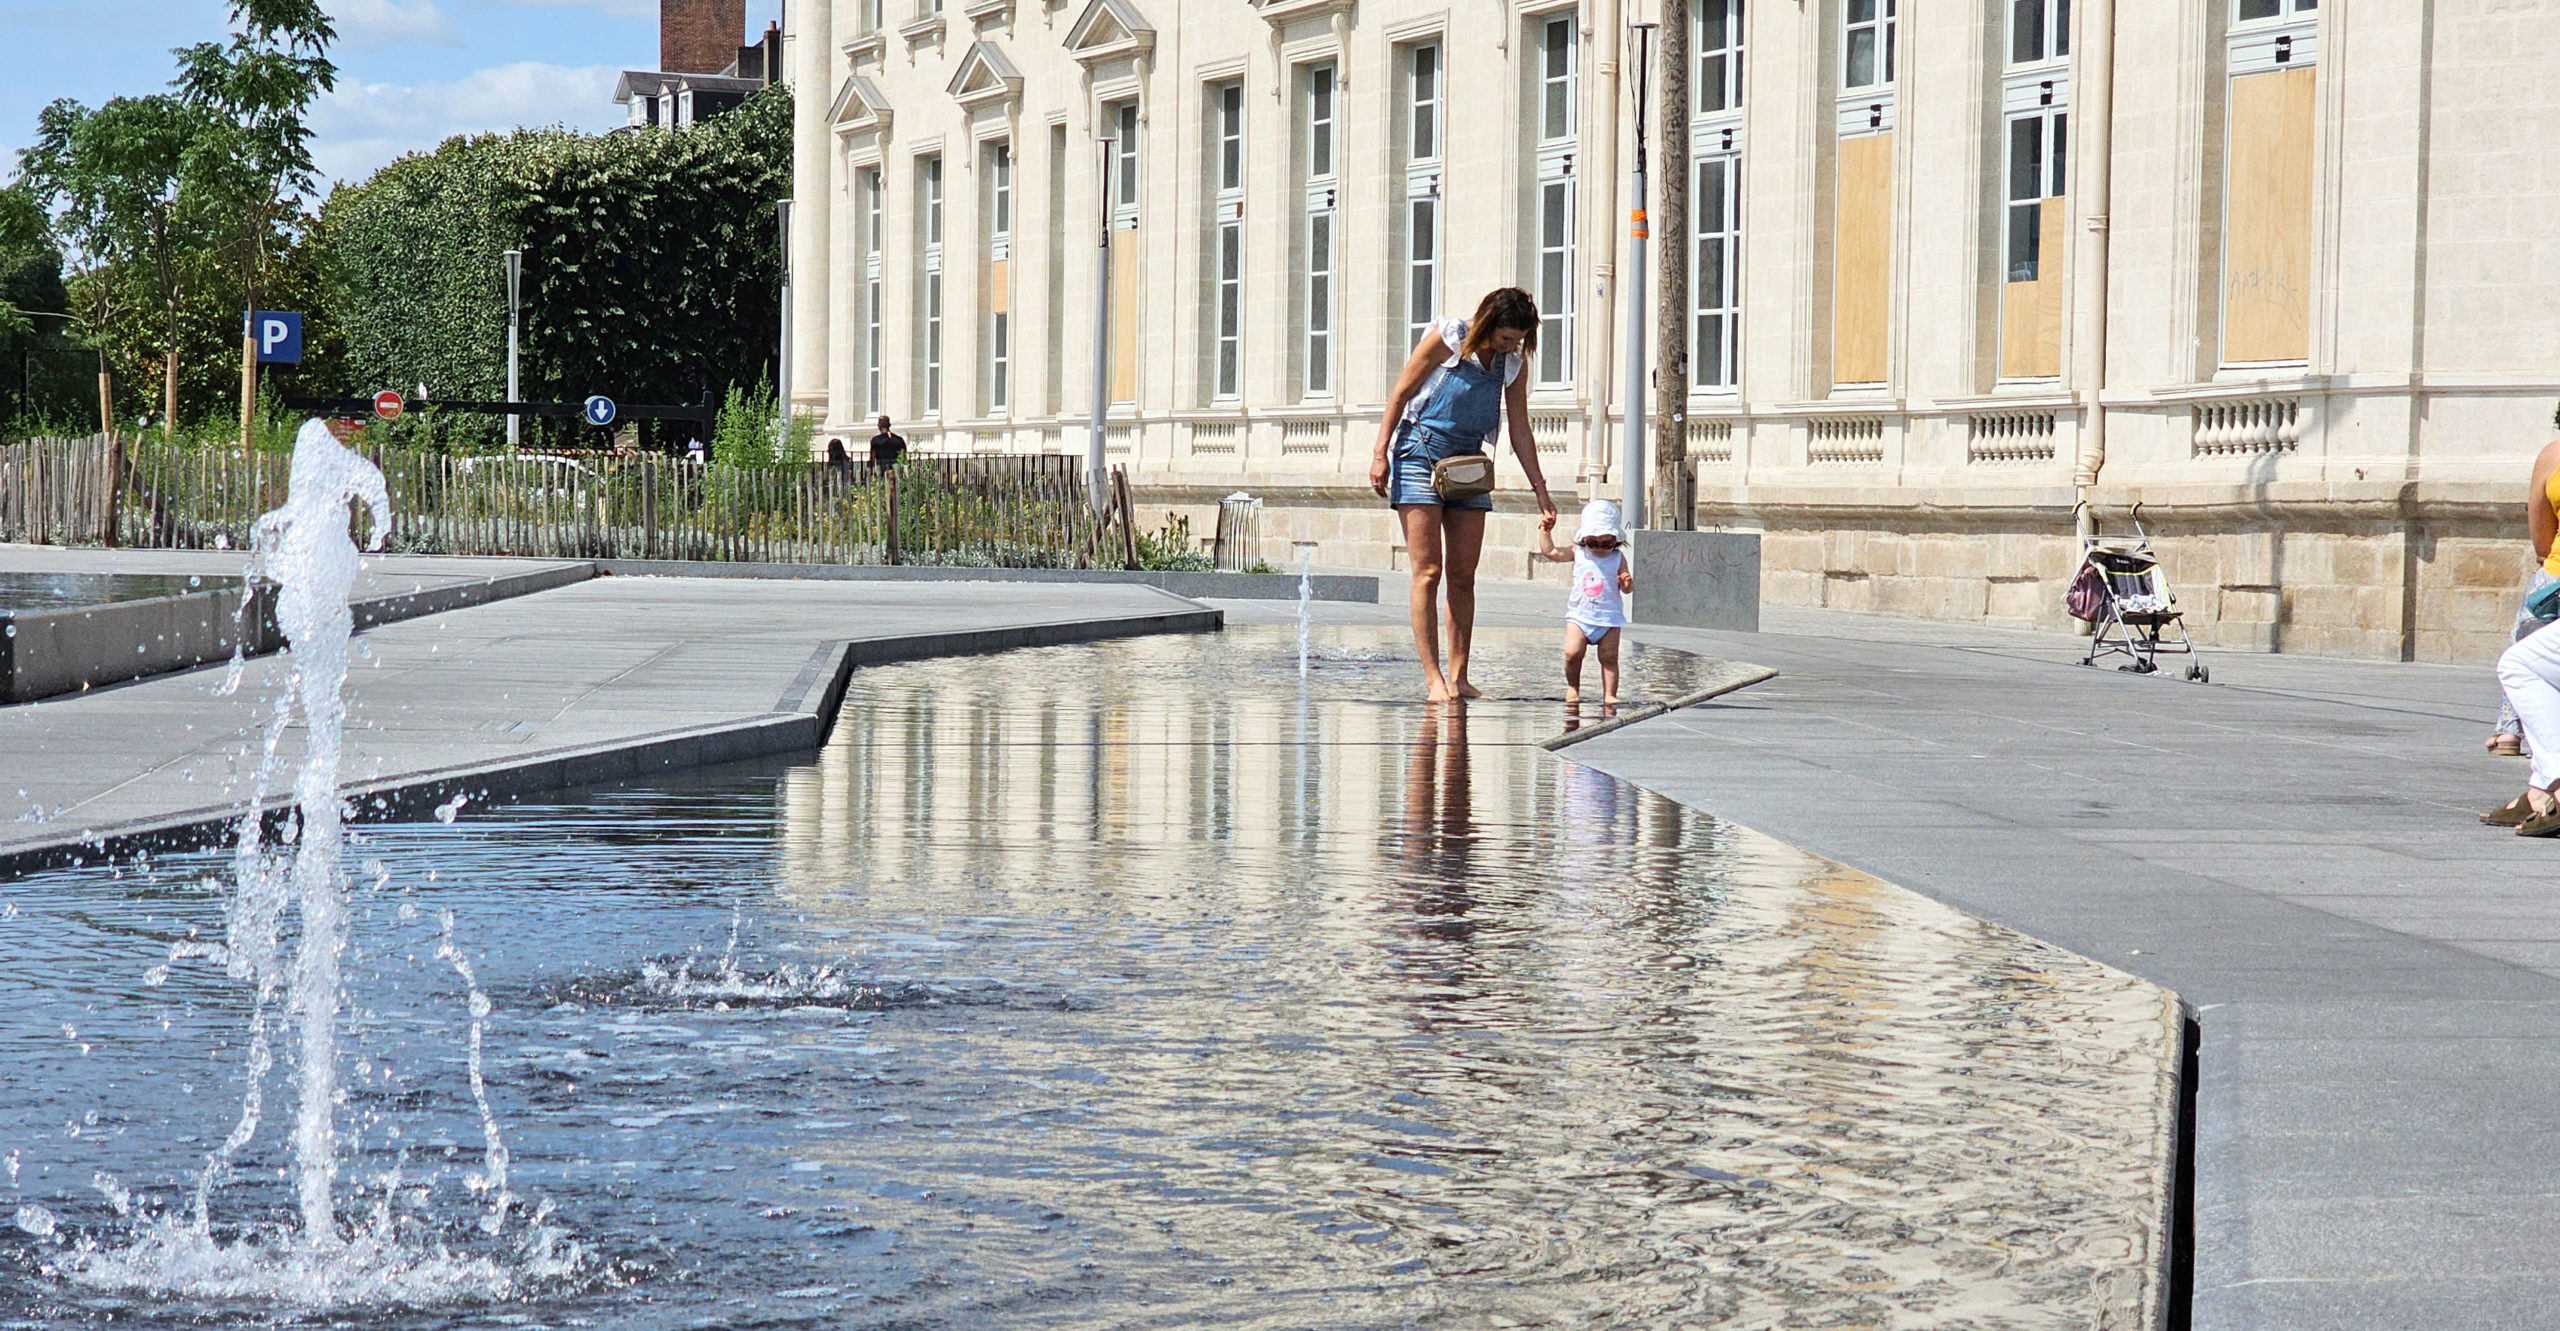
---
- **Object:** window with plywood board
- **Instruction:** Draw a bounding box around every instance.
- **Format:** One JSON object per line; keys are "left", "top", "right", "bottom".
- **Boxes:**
{"left": 2220, "top": 65, "right": 2314, "bottom": 365}
{"left": 1832, "top": 132, "right": 1894, "bottom": 386}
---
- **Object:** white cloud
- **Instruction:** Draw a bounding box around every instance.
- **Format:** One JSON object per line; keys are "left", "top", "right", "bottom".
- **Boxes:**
{"left": 310, "top": 61, "right": 622, "bottom": 186}
{"left": 329, "top": 0, "right": 458, "bottom": 47}
{"left": 503, "top": 0, "right": 652, "bottom": 17}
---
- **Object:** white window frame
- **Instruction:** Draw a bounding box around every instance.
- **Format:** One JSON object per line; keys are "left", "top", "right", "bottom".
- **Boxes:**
{"left": 1532, "top": 14, "right": 1575, "bottom": 387}
{"left": 1842, "top": 0, "right": 1896, "bottom": 91}
{"left": 862, "top": 167, "right": 884, "bottom": 415}
{"left": 2234, "top": 0, "right": 2316, "bottom": 21}
{"left": 922, "top": 154, "right": 943, "bottom": 417}
{"left": 1693, "top": 153, "right": 1742, "bottom": 391}
{"left": 988, "top": 141, "right": 1011, "bottom": 413}
{"left": 1692, "top": 0, "right": 1745, "bottom": 395}
{"left": 1302, "top": 63, "right": 1339, "bottom": 399}
{"left": 1404, "top": 40, "right": 1443, "bottom": 351}
{"left": 1698, "top": 0, "right": 1745, "bottom": 118}
{"left": 1213, "top": 81, "right": 1245, "bottom": 401}
{"left": 2008, "top": 0, "right": 2069, "bottom": 67}
{"left": 2002, "top": 107, "right": 2067, "bottom": 286}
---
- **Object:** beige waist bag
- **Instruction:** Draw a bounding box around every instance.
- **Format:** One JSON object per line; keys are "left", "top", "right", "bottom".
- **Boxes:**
{"left": 1430, "top": 453, "right": 1495, "bottom": 503}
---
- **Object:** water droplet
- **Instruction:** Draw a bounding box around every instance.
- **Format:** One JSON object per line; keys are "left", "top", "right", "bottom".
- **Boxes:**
{"left": 13, "top": 1205, "right": 56, "bottom": 1239}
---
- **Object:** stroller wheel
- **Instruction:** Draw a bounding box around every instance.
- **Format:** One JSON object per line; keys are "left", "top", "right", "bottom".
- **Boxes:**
{"left": 2188, "top": 663, "right": 2209, "bottom": 684}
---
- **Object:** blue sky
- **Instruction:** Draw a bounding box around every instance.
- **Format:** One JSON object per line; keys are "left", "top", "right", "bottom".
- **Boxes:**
{"left": 2, "top": 0, "right": 785, "bottom": 191}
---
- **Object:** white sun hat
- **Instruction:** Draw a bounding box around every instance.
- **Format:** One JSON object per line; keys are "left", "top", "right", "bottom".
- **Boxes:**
{"left": 1574, "top": 499, "right": 1625, "bottom": 543}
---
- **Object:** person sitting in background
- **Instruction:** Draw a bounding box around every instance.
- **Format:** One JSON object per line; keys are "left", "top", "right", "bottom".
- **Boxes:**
{"left": 870, "top": 415, "right": 907, "bottom": 471}
{"left": 2487, "top": 404, "right": 2560, "bottom": 758}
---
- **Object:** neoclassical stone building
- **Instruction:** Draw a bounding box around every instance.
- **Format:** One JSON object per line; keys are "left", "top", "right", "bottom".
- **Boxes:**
{"left": 786, "top": 0, "right": 2560, "bottom": 662}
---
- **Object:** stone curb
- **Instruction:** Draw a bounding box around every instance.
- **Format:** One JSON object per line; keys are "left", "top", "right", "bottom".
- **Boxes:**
{"left": 0, "top": 605, "right": 1223, "bottom": 879}
{"left": 1538, "top": 664, "right": 1781, "bottom": 751}
{"left": 590, "top": 558, "right": 1377, "bottom": 603}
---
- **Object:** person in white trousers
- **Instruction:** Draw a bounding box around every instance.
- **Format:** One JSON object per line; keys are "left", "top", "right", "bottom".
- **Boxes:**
{"left": 2489, "top": 626, "right": 2560, "bottom": 834}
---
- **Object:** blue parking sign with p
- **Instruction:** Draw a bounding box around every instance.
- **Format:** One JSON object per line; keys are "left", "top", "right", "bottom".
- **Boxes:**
{"left": 251, "top": 311, "right": 302, "bottom": 364}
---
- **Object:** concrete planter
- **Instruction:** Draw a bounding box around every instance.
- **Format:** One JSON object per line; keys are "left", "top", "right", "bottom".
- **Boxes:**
{"left": 1632, "top": 531, "right": 1761, "bottom": 632}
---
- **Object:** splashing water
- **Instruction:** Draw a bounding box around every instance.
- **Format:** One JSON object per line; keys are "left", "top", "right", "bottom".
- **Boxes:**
{"left": 27, "top": 423, "right": 589, "bottom": 1307}
{"left": 255, "top": 419, "right": 393, "bottom": 1241}
{"left": 1296, "top": 548, "right": 1314, "bottom": 677}
{"left": 435, "top": 911, "right": 513, "bottom": 1236}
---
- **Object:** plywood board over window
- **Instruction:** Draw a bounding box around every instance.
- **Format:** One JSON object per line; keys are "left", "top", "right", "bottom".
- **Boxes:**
{"left": 2000, "top": 202, "right": 2067, "bottom": 379}
{"left": 1833, "top": 131, "right": 1894, "bottom": 386}
{"left": 2222, "top": 66, "right": 2315, "bottom": 365}
{"left": 1111, "top": 229, "right": 1139, "bottom": 402}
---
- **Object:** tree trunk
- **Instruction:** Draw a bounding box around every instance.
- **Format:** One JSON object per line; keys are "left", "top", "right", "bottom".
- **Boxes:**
{"left": 163, "top": 345, "right": 178, "bottom": 442}
{"left": 1651, "top": 2, "right": 1694, "bottom": 531}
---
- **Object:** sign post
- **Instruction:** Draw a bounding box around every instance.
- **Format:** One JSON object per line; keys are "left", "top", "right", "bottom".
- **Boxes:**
{"left": 503, "top": 250, "right": 522, "bottom": 450}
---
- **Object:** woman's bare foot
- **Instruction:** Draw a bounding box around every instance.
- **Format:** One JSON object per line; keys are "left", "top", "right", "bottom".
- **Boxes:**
{"left": 1452, "top": 679, "right": 1485, "bottom": 700}
{"left": 1602, "top": 692, "right": 1619, "bottom": 706}
{"left": 1425, "top": 678, "right": 1458, "bottom": 704}
{"left": 1565, "top": 687, "right": 1582, "bottom": 705}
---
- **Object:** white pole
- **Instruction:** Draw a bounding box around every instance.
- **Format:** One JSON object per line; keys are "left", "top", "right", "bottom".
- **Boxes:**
{"left": 503, "top": 249, "right": 521, "bottom": 451}
{"left": 1087, "top": 139, "right": 1114, "bottom": 514}
{"left": 1621, "top": 23, "right": 1654, "bottom": 530}
{"left": 775, "top": 199, "right": 794, "bottom": 459}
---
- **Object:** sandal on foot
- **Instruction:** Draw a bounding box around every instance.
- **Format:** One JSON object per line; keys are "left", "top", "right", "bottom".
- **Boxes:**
{"left": 2484, "top": 792, "right": 2538, "bottom": 826}
{"left": 2492, "top": 734, "right": 2526, "bottom": 757}
{"left": 2517, "top": 804, "right": 2560, "bottom": 838}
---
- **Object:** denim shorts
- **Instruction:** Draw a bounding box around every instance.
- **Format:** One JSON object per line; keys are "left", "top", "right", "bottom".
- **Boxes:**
{"left": 1387, "top": 425, "right": 1494, "bottom": 512}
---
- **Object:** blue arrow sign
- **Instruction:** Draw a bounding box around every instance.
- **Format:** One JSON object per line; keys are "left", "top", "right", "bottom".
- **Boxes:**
{"left": 582, "top": 395, "right": 617, "bottom": 427}
{"left": 250, "top": 311, "right": 302, "bottom": 364}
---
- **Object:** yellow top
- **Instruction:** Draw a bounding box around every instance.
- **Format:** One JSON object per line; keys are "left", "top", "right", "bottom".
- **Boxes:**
{"left": 2547, "top": 468, "right": 2560, "bottom": 576}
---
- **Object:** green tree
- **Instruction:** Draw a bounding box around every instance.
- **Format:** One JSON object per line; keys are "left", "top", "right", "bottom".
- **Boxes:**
{"left": 323, "top": 88, "right": 791, "bottom": 452}
{"left": 0, "top": 186, "right": 95, "bottom": 433}
{"left": 175, "top": 0, "right": 335, "bottom": 449}
{"left": 17, "top": 94, "right": 226, "bottom": 436}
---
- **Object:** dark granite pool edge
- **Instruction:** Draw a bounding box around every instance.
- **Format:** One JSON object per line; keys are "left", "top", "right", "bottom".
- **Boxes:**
{"left": 0, "top": 561, "right": 595, "bottom": 704}
{"left": 1538, "top": 663, "right": 1782, "bottom": 752}
{"left": 0, "top": 605, "right": 1224, "bottom": 878}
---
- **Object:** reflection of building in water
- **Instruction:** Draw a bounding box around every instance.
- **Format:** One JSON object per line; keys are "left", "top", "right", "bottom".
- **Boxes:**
{"left": 760, "top": 636, "right": 2175, "bottom": 1318}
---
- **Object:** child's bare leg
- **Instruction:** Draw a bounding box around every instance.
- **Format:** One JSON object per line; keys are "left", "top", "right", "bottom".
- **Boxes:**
{"left": 1598, "top": 628, "right": 1621, "bottom": 704}
{"left": 1563, "top": 624, "right": 1589, "bottom": 703}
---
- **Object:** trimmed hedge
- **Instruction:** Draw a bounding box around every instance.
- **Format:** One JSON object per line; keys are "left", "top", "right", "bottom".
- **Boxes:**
{"left": 320, "top": 87, "right": 789, "bottom": 449}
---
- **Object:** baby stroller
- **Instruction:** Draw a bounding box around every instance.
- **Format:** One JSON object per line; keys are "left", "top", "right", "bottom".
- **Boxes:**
{"left": 2068, "top": 502, "right": 2208, "bottom": 682}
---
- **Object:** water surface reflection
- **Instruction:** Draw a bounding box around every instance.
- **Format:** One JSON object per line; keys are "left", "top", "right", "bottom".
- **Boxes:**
{"left": 0, "top": 627, "right": 2176, "bottom": 1327}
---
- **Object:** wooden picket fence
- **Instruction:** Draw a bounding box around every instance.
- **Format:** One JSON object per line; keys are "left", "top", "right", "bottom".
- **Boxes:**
{"left": 0, "top": 435, "right": 1138, "bottom": 570}
{"left": 0, "top": 435, "right": 121, "bottom": 546}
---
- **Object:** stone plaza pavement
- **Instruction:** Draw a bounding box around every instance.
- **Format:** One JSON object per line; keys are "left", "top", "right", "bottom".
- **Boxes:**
{"left": 1245, "top": 574, "right": 2549, "bottom": 1331}
{"left": 0, "top": 561, "right": 1215, "bottom": 865}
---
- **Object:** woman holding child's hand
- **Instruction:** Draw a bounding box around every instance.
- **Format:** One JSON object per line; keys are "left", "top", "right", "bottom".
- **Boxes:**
{"left": 1373, "top": 288, "right": 1559, "bottom": 703}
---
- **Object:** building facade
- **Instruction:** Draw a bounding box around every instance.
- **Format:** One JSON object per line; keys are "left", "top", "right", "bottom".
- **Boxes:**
{"left": 788, "top": 0, "right": 2560, "bottom": 663}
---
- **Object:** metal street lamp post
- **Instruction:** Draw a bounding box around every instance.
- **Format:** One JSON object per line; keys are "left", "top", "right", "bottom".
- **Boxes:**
{"left": 1087, "top": 139, "right": 1115, "bottom": 515}
{"left": 1622, "top": 22, "right": 1656, "bottom": 530}
{"left": 503, "top": 249, "right": 522, "bottom": 450}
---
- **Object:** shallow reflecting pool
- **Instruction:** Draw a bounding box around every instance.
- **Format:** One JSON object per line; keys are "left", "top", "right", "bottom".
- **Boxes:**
{"left": 0, "top": 627, "right": 2178, "bottom": 1327}
{"left": 0, "top": 572, "right": 237, "bottom": 613}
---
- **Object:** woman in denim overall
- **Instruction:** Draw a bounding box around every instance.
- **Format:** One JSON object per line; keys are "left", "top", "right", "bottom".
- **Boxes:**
{"left": 1369, "top": 288, "right": 1560, "bottom": 703}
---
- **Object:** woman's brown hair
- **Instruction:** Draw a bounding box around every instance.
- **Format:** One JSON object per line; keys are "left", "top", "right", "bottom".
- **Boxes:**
{"left": 1458, "top": 287, "right": 1540, "bottom": 367}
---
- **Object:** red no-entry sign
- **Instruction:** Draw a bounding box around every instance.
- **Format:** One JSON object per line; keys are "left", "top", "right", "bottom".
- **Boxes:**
{"left": 373, "top": 390, "right": 404, "bottom": 421}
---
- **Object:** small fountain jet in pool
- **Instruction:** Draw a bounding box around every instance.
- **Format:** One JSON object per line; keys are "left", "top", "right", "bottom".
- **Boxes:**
{"left": 242, "top": 419, "right": 391, "bottom": 1242}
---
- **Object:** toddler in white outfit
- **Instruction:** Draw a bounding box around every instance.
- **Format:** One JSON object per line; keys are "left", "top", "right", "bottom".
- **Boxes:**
{"left": 1534, "top": 500, "right": 1635, "bottom": 704}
